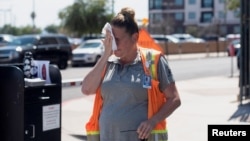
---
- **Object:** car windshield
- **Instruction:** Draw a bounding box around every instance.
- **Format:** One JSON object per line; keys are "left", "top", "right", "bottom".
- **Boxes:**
{"left": 0, "top": 37, "right": 4, "bottom": 42}
{"left": 8, "top": 37, "right": 37, "bottom": 46}
{"left": 172, "top": 34, "right": 193, "bottom": 41}
{"left": 79, "top": 42, "right": 101, "bottom": 48}
{"left": 232, "top": 39, "right": 240, "bottom": 45}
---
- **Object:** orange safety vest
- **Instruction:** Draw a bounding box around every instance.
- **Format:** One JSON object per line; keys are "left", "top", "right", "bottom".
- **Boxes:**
{"left": 85, "top": 47, "right": 168, "bottom": 141}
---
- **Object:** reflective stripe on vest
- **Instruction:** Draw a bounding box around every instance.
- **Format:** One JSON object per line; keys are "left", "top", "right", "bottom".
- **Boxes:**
{"left": 149, "top": 51, "right": 157, "bottom": 80}
{"left": 86, "top": 133, "right": 100, "bottom": 141}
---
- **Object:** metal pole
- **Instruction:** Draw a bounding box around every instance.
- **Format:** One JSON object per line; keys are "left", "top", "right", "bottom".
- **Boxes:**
{"left": 112, "top": 0, "right": 114, "bottom": 15}
{"left": 0, "top": 9, "right": 11, "bottom": 26}
{"left": 240, "top": 0, "right": 250, "bottom": 104}
{"left": 230, "top": 56, "right": 234, "bottom": 77}
{"left": 33, "top": 0, "right": 35, "bottom": 28}
{"left": 31, "top": 0, "right": 36, "bottom": 32}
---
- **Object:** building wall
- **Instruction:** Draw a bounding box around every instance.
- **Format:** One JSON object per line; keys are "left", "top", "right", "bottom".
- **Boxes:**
{"left": 184, "top": 0, "right": 201, "bottom": 24}
{"left": 148, "top": 0, "right": 240, "bottom": 35}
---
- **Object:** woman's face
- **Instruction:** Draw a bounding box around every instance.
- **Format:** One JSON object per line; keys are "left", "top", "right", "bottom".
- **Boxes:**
{"left": 112, "top": 26, "right": 137, "bottom": 58}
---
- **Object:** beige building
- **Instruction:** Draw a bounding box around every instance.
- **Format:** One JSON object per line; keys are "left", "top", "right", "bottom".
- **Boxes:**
{"left": 148, "top": 0, "right": 240, "bottom": 37}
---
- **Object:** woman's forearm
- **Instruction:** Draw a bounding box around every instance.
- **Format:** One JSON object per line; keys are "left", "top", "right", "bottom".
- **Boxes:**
{"left": 81, "top": 54, "right": 110, "bottom": 95}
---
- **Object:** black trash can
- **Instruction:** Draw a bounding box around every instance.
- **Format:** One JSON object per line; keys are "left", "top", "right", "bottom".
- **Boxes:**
{"left": 0, "top": 64, "right": 62, "bottom": 141}
{"left": 0, "top": 65, "right": 25, "bottom": 141}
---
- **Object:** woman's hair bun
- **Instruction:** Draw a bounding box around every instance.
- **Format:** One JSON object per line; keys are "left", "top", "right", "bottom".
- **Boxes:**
{"left": 112, "top": 7, "right": 139, "bottom": 35}
{"left": 119, "top": 7, "right": 135, "bottom": 19}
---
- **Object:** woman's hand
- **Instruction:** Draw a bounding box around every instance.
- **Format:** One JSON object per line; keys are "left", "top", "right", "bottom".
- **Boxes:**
{"left": 102, "top": 30, "right": 113, "bottom": 57}
{"left": 136, "top": 119, "right": 156, "bottom": 140}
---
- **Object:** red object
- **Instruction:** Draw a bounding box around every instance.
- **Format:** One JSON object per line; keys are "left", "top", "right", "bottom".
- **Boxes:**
{"left": 42, "top": 64, "right": 46, "bottom": 80}
{"left": 229, "top": 44, "right": 235, "bottom": 56}
{"left": 137, "top": 28, "right": 164, "bottom": 53}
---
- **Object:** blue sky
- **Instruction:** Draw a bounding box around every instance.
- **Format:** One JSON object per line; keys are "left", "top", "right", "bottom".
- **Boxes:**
{"left": 0, "top": 0, "right": 148, "bottom": 29}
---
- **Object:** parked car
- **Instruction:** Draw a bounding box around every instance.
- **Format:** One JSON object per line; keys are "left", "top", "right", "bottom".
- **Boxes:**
{"left": 68, "top": 37, "right": 82, "bottom": 50}
{"left": 226, "top": 34, "right": 240, "bottom": 41}
{"left": 0, "top": 34, "right": 72, "bottom": 69}
{"left": 171, "top": 33, "right": 205, "bottom": 43}
{"left": 82, "top": 34, "right": 104, "bottom": 43}
{"left": 71, "top": 39, "right": 104, "bottom": 66}
{"left": 0, "top": 34, "right": 15, "bottom": 47}
{"left": 151, "top": 34, "right": 180, "bottom": 43}
{"left": 226, "top": 39, "right": 240, "bottom": 56}
{"left": 202, "top": 34, "right": 219, "bottom": 41}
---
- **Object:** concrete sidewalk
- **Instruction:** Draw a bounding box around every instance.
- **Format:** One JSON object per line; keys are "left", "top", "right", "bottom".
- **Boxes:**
{"left": 61, "top": 74, "right": 250, "bottom": 141}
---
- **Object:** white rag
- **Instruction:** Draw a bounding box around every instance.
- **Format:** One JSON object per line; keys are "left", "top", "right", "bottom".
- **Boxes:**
{"left": 101, "top": 22, "right": 117, "bottom": 50}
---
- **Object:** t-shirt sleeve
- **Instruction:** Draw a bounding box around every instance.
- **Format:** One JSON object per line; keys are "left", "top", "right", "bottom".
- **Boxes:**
{"left": 157, "top": 55, "right": 175, "bottom": 92}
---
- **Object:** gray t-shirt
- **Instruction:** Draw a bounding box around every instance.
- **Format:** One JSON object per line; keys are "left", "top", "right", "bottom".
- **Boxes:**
{"left": 99, "top": 53, "right": 174, "bottom": 141}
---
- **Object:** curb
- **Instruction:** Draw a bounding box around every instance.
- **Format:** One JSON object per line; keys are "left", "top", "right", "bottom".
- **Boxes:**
{"left": 62, "top": 78, "right": 82, "bottom": 87}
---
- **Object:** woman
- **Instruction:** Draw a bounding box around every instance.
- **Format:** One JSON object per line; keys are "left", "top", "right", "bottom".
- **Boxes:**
{"left": 82, "top": 7, "right": 181, "bottom": 141}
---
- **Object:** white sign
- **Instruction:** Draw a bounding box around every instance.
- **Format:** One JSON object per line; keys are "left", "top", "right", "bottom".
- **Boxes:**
{"left": 32, "top": 60, "right": 51, "bottom": 84}
{"left": 42, "top": 104, "right": 60, "bottom": 131}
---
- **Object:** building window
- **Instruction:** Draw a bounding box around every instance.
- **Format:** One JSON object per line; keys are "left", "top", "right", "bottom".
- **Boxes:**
{"left": 175, "top": 0, "right": 183, "bottom": 6}
{"left": 188, "top": 12, "right": 196, "bottom": 19}
{"left": 201, "top": 0, "right": 213, "bottom": 8}
{"left": 234, "top": 26, "right": 240, "bottom": 33}
{"left": 234, "top": 9, "right": 240, "bottom": 17}
{"left": 149, "top": 0, "right": 163, "bottom": 9}
{"left": 175, "top": 12, "right": 183, "bottom": 20}
{"left": 176, "top": 27, "right": 184, "bottom": 33}
{"left": 151, "top": 13, "right": 162, "bottom": 24}
{"left": 155, "top": 0, "right": 162, "bottom": 9}
{"left": 201, "top": 12, "right": 213, "bottom": 23}
{"left": 219, "top": 0, "right": 225, "bottom": 4}
{"left": 149, "top": 0, "right": 154, "bottom": 9}
{"left": 220, "top": 25, "right": 227, "bottom": 35}
{"left": 218, "top": 11, "right": 225, "bottom": 19}
{"left": 188, "top": 0, "right": 196, "bottom": 5}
